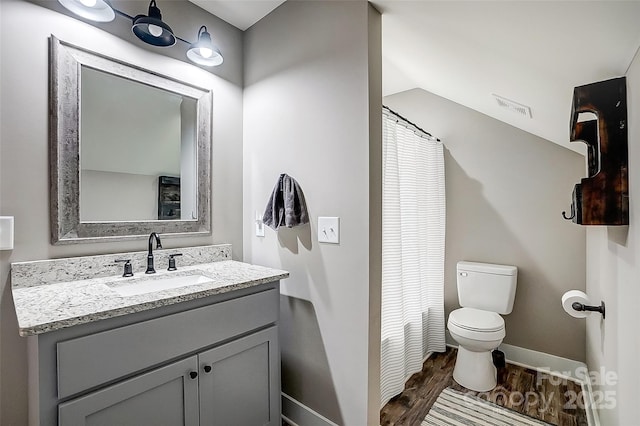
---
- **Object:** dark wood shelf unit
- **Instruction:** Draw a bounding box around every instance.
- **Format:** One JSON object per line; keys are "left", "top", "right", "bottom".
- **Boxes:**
{"left": 564, "top": 77, "right": 629, "bottom": 226}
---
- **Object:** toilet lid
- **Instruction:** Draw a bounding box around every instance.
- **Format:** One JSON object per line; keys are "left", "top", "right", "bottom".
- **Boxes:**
{"left": 449, "top": 308, "right": 504, "bottom": 332}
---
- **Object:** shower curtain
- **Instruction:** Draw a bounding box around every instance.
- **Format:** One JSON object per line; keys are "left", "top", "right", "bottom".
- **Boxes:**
{"left": 380, "top": 108, "right": 446, "bottom": 406}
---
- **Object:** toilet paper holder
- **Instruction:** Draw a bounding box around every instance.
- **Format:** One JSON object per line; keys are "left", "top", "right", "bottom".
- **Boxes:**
{"left": 572, "top": 301, "right": 605, "bottom": 319}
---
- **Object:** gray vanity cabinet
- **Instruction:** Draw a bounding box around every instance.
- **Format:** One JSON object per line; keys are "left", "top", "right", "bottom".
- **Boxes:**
{"left": 27, "top": 282, "right": 281, "bottom": 426}
{"left": 198, "top": 326, "right": 279, "bottom": 425}
{"left": 57, "top": 326, "right": 279, "bottom": 426}
{"left": 58, "top": 356, "right": 200, "bottom": 426}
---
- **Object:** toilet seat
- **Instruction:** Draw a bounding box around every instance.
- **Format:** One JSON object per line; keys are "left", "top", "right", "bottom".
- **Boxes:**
{"left": 449, "top": 307, "right": 504, "bottom": 331}
{"left": 448, "top": 308, "right": 505, "bottom": 341}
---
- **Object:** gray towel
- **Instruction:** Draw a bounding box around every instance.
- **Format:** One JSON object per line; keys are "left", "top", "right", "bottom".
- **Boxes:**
{"left": 263, "top": 174, "right": 309, "bottom": 230}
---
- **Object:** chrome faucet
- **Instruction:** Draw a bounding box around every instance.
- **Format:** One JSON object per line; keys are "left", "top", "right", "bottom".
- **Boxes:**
{"left": 145, "top": 232, "right": 163, "bottom": 274}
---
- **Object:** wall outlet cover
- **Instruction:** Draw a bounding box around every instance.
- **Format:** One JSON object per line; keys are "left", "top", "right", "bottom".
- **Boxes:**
{"left": 0, "top": 216, "right": 14, "bottom": 250}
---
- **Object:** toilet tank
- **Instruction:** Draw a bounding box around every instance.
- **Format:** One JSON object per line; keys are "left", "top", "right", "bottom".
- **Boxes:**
{"left": 457, "top": 261, "right": 518, "bottom": 314}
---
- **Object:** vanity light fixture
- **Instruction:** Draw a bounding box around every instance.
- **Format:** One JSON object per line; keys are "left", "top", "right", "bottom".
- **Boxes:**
{"left": 186, "top": 26, "right": 223, "bottom": 67}
{"left": 57, "top": 0, "right": 115, "bottom": 22}
{"left": 131, "top": 0, "right": 176, "bottom": 47}
{"left": 56, "top": 0, "right": 223, "bottom": 66}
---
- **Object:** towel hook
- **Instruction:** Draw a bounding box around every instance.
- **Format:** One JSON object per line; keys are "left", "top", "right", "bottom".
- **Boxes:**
{"left": 562, "top": 203, "right": 575, "bottom": 220}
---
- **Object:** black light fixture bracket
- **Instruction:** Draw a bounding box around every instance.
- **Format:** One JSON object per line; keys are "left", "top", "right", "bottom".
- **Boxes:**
{"left": 113, "top": 8, "right": 188, "bottom": 44}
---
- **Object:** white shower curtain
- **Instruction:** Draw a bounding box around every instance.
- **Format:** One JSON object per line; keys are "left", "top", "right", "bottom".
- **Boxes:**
{"left": 380, "top": 108, "right": 446, "bottom": 406}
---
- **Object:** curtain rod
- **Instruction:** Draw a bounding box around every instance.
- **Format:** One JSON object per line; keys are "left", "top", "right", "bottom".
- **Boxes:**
{"left": 382, "top": 105, "right": 440, "bottom": 142}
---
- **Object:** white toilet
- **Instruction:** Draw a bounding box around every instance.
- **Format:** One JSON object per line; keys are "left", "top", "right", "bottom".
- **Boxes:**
{"left": 447, "top": 261, "right": 517, "bottom": 392}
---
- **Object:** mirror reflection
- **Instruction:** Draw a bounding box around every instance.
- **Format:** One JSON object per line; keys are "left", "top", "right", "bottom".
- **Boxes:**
{"left": 79, "top": 67, "right": 198, "bottom": 222}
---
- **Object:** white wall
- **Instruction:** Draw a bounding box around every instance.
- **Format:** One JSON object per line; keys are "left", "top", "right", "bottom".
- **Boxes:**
{"left": 243, "top": 1, "right": 382, "bottom": 424}
{"left": 80, "top": 170, "right": 158, "bottom": 221}
{"left": 80, "top": 67, "right": 182, "bottom": 176}
{"left": 586, "top": 51, "right": 640, "bottom": 424}
{"left": 385, "top": 89, "right": 587, "bottom": 361}
{"left": 0, "top": 0, "right": 244, "bottom": 423}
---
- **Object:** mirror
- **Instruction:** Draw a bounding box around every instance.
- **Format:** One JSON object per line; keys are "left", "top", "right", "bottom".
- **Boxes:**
{"left": 50, "top": 36, "right": 212, "bottom": 244}
{"left": 79, "top": 68, "right": 198, "bottom": 222}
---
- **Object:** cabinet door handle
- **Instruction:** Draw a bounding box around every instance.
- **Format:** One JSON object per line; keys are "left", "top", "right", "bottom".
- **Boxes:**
{"left": 203, "top": 365, "right": 212, "bottom": 373}
{"left": 189, "top": 371, "right": 198, "bottom": 380}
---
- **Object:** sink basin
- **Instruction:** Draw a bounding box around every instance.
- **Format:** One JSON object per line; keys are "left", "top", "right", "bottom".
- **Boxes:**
{"left": 107, "top": 274, "right": 213, "bottom": 297}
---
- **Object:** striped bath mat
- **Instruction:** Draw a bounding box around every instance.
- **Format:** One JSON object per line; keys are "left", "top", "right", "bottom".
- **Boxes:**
{"left": 423, "top": 388, "right": 552, "bottom": 426}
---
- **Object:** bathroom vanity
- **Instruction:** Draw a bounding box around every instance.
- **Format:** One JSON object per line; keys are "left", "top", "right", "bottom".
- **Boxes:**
{"left": 11, "top": 245, "right": 288, "bottom": 426}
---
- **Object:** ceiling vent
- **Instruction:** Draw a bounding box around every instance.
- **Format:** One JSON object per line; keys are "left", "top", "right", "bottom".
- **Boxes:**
{"left": 492, "top": 94, "right": 532, "bottom": 119}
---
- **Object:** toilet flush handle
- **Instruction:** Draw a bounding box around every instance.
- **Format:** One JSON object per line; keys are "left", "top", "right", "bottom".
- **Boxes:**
{"left": 459, "top": 272, "right": 468, "bottom": 277}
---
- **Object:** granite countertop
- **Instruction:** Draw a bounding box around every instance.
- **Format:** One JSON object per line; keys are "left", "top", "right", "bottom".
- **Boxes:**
{"left": 12, "top": 260, "right": 289, "bottom": 336}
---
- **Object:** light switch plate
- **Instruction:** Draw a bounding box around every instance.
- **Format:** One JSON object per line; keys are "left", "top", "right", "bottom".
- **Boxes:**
{"left": 0, "top": 216, "right": 14, "bottom": 250}
{"left": 318, "top": 216, "right": 340, "bottom": 244}
{"left": 255, "top": 211, "right": 265, "bottom": 237}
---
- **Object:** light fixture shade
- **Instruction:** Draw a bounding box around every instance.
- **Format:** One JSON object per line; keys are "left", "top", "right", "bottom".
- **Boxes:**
{"left": 187, "top": 26, "right": 223, "bottom": 67}
{"left": 58, "top": 0, "right": 115, "bottom": 22}
{"left": 131, "top": 0, "right": 176, "bottom": 47}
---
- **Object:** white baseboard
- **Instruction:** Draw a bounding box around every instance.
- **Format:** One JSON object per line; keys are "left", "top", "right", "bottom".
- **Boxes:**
{"left": 446, "top": 342, "right": 600, "bottom": 426}
{"left": 498, "top": 343, "right": 586, "bottom": 380}
{"left": 281, "top": 393, "right": 339, "bottom": 426}
{"left": 281, "top": 414, "right": 299, "bottom": 426}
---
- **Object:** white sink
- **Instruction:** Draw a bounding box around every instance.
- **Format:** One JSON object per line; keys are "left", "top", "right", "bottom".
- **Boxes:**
{"left": 107, "top": 274, "right": 213, "bottom": 297}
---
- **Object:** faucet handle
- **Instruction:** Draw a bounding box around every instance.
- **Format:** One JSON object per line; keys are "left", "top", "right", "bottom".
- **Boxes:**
{"left": 168, "top": 253, "right": 183, "bottom": 271}
{"left": 115, "top": 259, "right": 133, "bottom": 277}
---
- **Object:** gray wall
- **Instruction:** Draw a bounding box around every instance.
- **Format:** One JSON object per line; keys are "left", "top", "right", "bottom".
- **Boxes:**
{"left": 586, "top": 50, "right": 640, "bottom": 424}
{"left": 243, "top": 1, "right": 382, "bottom": 424}
{"left": 385, "top": 89, "right": 587, "bottom": 361}
{"left": 0, "top": 0, "right": 244, "bottom": 423}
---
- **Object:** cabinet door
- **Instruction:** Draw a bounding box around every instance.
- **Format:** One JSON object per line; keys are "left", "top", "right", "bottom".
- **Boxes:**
{"left": 199, "top": 326, "right": 280, "bottom": 426}
{"left": 58, "top": 356, "right": 199, "bottom": 426}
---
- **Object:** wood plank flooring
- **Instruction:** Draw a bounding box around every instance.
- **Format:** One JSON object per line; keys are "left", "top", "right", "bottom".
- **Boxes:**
{"left": 380, "top": 347, "right": 588, "bottom": 426}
